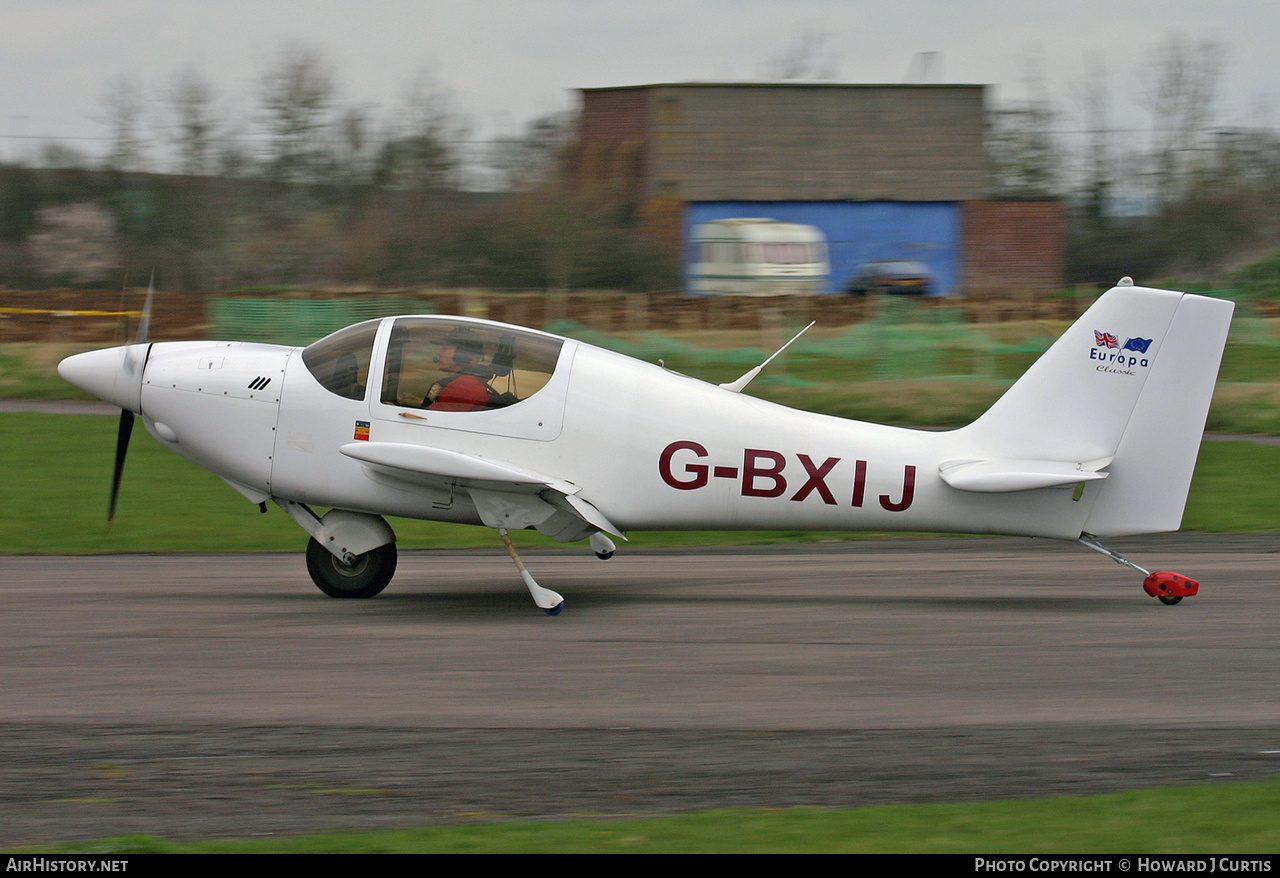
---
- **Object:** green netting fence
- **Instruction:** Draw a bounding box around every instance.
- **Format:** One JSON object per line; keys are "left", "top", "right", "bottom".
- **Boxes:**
{"left": 210, "top": 297, "right": 431, "bottom": 346}
{"left": 547, "top": 296, "right": 1058, "bottom": 385}
{"left": 209, "top": 291, "right": 1278, "bottom": 388}
{"left": 547, "top": 290, "right": 1280, "bottom": 387}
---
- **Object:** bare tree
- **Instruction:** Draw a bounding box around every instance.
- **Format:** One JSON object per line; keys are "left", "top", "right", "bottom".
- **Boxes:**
{"left": 214, "top": 123, "right": 254, "bottom": 179}
{"left": 1137, "top": 35, "right": 1227, "bottom": 199}
{"left": 38, "top": 141, "right": 89, "bottom": 170}
{"left": 1075, "top": 54, "right": 1114, "bottom": 223}
{"left": 761, "top": 27, "right": 839, "bottom": 80}
{"left": 100, "top": 74, "right": 149, "bottom": 172}
{"left": 489, "top": 111, "right": 574, "bottom": 192}
{"left": 330, "top": 104, "right": 377, "bottom": 188}
{"left": 376, "top": 68, "right": 466, "bottom": 191}
{"left": 988, "top": 58, "right": 1059, "bottom": 197}
{"left": 904, "top": 52, "right": 944, "bottom": 84}
{"left": 257, "top": 43, "right": 337, "bottom": 184}
{"left": 167, "top": 65, "right": 218, "bottom": 176}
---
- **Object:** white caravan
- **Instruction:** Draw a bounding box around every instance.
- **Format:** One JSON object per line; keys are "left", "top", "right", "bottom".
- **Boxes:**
{"left": 688, "top": 218, "right": 829, "bottom": 295}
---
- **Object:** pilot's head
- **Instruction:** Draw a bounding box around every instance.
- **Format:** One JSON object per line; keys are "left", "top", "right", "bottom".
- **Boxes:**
{"left": 438, "top": 327, "right": 483, "bottom": 371}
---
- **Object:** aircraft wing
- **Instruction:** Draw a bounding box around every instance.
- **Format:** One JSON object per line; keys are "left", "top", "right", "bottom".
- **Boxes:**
{"left": 339, "top": 442, "right": 624, "bottom": 539}
{"left": 340, "top": 441, "right": 575, "bottom": 493}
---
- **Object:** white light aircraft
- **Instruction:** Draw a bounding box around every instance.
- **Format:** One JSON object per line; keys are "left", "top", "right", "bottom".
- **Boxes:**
{"left": 59, "top": 278, "right": 1233, "bottom": 614}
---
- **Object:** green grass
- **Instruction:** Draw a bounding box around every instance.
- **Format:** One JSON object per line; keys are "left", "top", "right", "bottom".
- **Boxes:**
{"left": 0, "top": 343, "right": 103, "bottom": 400}
{"left": 1183, "top": 442, "right": 1280, "bottom": 531}
{"left": 0, "top": 412, "right": 508, "bottom": 554}
{"left": 34, "top": 779, "right": 1280, "bottom": 852}
{"left": 1206, "top": 383, "right": 1280, "bottom": 434}
{"left": 0, "top": 413, "right": 1275, "bottom": 555}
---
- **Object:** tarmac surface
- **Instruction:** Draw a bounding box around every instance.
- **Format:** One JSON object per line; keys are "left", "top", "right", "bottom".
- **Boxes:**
{"left": 1, "top": 536, "right": 1279, "bottom": 844}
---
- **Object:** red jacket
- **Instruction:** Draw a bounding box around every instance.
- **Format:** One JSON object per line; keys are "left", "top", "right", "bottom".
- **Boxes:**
{"left": 429, "top": 374, "right": 492, "bottom": 411}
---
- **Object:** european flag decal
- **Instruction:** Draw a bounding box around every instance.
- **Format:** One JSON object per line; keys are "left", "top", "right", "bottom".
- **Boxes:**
{"left": 1122, "top": 337, "right": 1153, "bottom": 354}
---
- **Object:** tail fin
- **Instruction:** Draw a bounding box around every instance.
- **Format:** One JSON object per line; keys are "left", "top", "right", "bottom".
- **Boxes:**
{"left": 958, "top": 281, "right": 1234, "bottom": 537}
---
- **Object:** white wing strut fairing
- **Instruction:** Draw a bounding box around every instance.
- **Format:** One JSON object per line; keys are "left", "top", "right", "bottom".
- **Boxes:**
{"left": 59, "top": 281, "right": 1234, "bottom": 612}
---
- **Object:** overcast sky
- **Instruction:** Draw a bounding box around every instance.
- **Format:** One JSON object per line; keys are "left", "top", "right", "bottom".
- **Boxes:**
{"left": 3, "top": 0, "right": 1278, "bottom": 163}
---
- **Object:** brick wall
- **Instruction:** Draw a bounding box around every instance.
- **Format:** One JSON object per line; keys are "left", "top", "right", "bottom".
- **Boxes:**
{"left": 569, "top": 88, "right": 651, "bottom": 200}
{"left": 573, "top": 83, "right": 989, "bottom": 203}
{"left": 646, "top": 83, "right": 988, "bottom": 202}
{"left": 961, "top": 201, "right": 1065, "bottom": 297}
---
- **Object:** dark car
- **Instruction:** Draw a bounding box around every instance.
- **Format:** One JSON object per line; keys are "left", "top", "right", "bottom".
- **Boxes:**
{"left": 843, "top": 260, "right": 935, "bottom": 296}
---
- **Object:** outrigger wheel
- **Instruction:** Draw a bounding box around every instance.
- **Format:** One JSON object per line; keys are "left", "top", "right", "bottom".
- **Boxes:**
{"left": 1142, "top": 571, "right": 1200, "bottom": 606}
{"left": 305, "top": 538, "right": 398, "bottom": 599}
{"left": 1078, "top": 535, "right": 1201, "bottom": 606}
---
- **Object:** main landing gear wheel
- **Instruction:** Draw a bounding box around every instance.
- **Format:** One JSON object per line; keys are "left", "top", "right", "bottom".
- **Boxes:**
{"left": 1158, "top": 595, "right": 1183, "bottom": 606}
{"left": 305, "top": 538, "right": 397, "bottom": 599}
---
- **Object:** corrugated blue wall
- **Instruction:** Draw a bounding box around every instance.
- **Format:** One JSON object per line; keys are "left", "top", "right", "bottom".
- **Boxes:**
{"left": 684, "top": 201, "right": 961, "bottom": 295}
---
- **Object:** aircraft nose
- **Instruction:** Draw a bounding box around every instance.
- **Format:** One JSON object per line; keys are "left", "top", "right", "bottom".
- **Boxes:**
{"left": 58, "top": 344, "right": 147, "bottom": 413}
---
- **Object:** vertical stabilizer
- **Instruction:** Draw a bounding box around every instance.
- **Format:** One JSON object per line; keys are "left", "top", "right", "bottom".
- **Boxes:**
{"left": 960, "top": 284, "right": 1184, "bottom": 463}
{"left": 952, "top": 283, "right": 1233, "bottom": 538}
{"left": 1082, "top": 292, "right": 1234, "bottom": 536}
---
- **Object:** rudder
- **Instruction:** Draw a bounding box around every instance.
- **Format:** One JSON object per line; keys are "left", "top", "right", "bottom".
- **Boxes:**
{"left": 1082, "top": 291, "right": 1234, "bottom": 537}
{"left": 949, "top": 282, "right": 1233, "bottom": 539}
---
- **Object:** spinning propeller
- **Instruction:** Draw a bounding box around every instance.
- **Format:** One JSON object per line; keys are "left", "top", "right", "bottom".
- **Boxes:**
{"left": 107, "top": 276, "right": 153, "bottom": 528}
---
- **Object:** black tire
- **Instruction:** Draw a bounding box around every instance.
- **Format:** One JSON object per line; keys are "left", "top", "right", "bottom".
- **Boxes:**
{"left": 305, "top": 537, "right": 397, "bottom": 599}
{"left": 1158, "top": 594, "right": 1183, "bottom": 606}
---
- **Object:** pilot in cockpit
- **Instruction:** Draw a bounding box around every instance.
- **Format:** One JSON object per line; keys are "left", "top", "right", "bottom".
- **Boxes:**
{"left": 424, "top": 327, "right": 494, "bottom": 411}
{"left": 420, "top": 325, "right": 520, "bottom": 412}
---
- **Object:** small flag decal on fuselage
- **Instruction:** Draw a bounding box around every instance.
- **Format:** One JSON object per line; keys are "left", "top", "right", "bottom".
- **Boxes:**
{"left": 354, "top": 421, "right": 370, "bottom": 441}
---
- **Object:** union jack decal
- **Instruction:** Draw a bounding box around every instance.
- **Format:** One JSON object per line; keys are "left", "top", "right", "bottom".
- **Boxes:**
{"left": 1094, "top": 331, "right": 1118, "bottom": 348}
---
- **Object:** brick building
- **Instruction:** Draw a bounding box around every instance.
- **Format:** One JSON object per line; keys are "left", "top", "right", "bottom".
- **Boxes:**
{"left": 568, "top": 82, "right": 1063, "bottom": 297}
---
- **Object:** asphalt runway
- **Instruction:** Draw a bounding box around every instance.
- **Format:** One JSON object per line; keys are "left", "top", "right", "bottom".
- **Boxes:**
{"left": 2, "top": 535, "right": 1279, "bottom": 844}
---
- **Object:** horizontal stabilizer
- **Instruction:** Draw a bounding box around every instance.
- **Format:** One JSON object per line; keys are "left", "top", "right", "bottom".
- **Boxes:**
{"left": 939, "top": 457, "right": 1111, "bottom": 493}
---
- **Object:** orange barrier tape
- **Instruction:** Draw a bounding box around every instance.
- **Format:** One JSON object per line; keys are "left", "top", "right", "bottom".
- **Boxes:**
{"left": 0, "top": 308, "right": 145, "bottom": 316}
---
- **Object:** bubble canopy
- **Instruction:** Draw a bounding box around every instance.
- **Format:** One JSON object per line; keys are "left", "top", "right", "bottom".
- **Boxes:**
{"left": 302, "top": 317, "right": 565, "bottom": 411}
